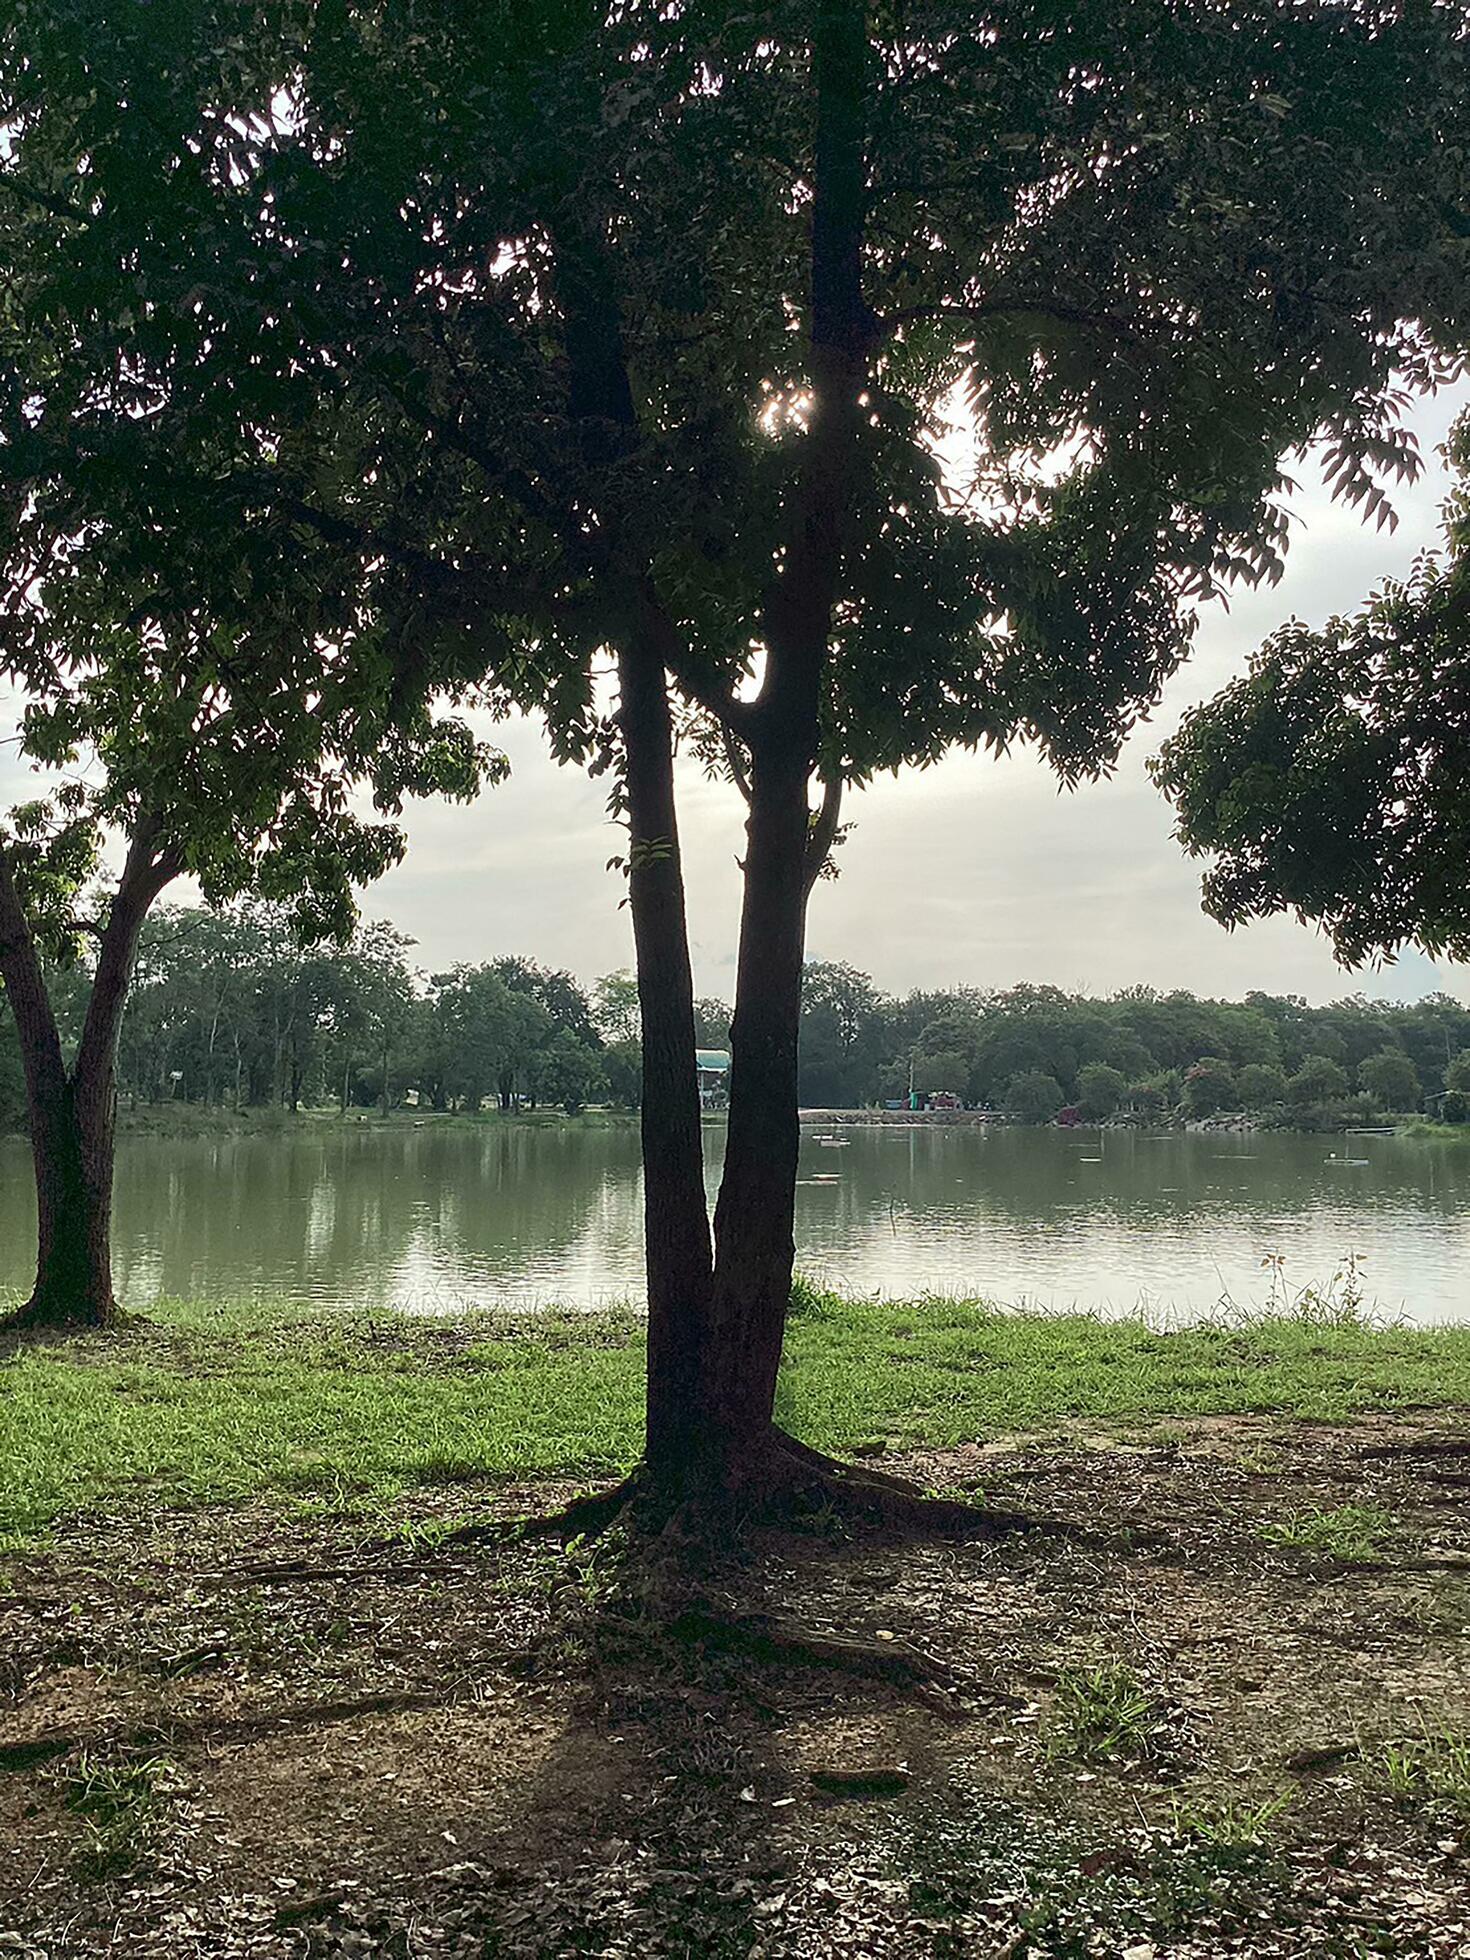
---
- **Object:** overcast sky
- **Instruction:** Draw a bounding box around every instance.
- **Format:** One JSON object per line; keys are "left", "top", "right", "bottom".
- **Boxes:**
{"left": 359, "top": 382, "right": 1470, "bottom": 1006}
{"left": 4, "top": 385, "right": 1466, "bottom": 1007}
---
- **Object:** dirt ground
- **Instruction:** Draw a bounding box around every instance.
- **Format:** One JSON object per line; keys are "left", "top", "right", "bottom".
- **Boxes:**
{"left": 3, "top": 1415, "right": 1469, "bottom": 1959}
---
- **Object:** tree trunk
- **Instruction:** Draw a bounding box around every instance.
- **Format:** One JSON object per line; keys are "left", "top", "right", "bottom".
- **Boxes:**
{"left": 694, "top": 0, "right": 870, "bottom": 1485}
{"left": 704, "top": 745, "right": 814, "bottom": 1476}
{"left": 617, "top": 630, "right": 715, "bottom": 1487}
{"left": 0, "top": 823, "right": 177, "bottom": 1330}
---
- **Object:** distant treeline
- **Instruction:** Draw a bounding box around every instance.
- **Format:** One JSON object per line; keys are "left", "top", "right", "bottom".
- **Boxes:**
{"left": 2, "top": 905, "right": 1467, "bottom": 1127}
{"left": 0, "top": 905, "right": 722, "bottom": 1123}
{"left": 796, "top": 964, "right": 1468, "bottom": 1124}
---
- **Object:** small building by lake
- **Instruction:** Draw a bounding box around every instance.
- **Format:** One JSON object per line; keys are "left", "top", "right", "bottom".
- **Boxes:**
{"left": 697, "top": 1049, "right": 731, "bottom": 1109}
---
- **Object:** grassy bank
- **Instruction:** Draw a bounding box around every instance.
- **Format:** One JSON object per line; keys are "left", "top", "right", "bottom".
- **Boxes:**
{"left": 5, "top": 1288, "right": 1470, "bottom": 1549}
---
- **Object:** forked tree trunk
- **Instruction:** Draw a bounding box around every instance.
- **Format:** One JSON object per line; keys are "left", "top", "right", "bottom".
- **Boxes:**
{"left": 0, "top": 825, "right": 177, "bottom": 1331}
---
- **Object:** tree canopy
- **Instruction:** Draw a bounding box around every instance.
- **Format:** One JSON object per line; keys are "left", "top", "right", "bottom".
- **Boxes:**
{"left": 5, "top": 0, "right": 1468, "bottom": 1472}
{"left": 1154, "top": 419, "right": 1470, "bottom": 968}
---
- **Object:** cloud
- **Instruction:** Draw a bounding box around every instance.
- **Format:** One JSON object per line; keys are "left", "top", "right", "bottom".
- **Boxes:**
{"left": 7, "top": 390, "right": 1466, "bottom": 1009}
{"left": 365, "top": 385, "right": 1470, "bottom": 1004}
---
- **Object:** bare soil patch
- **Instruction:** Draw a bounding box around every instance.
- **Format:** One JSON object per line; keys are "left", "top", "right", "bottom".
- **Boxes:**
{"left": 3, "top": 1417, "right": 1468, "bottom": 1957}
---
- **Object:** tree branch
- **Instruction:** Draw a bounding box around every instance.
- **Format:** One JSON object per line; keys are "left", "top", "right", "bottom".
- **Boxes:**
{"left": 803, "top": 774, "right": 844, "bottom": 897}
{"left": 881, "top": 296, "right": 1149, "bottom": 349}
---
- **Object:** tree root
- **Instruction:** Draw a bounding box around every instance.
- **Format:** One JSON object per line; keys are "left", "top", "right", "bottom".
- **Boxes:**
{"left": 0, "top": 1690, "right": 445, "bottom": 1774}
{"left": 437, "top": 1471, "right": 646, "bottom": 1549}
{"left": 765, "top": 1427, "right": 1035, "bottom": 1539}
{"left": 666, "top": 1605, "right": 965, "bottom": 1718}
{"left": 412, "top": 1437, "right": 1037, "bottom": 1557}
{"left": 0, "top": 1297, "right": 140, "bottom": 1340}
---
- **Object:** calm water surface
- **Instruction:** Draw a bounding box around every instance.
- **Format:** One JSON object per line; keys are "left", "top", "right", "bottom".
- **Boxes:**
{"left": 1, "top": 1123, "right": 1467, "bottom": 1324}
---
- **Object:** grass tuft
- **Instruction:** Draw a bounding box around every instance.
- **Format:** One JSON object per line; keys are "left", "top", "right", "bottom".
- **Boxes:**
{"left": 1047, "top": 1659, "right": 1161, "bottom": 1763}
{"left": 1377, "top": 1722, "right": 1470, "bottom": 1818}
{"left": 1261, "top": 1503, "right": 1392, "bottom": 1563}
{"left": 50, "top": 1749, "right": 185, "bottom": 1878}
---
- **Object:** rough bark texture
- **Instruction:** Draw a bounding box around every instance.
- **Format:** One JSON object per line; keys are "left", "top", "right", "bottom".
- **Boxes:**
{"left": 0, "top": 821, "right": 177, "bottom": 1330}
{"left": 705, "top": 744, "right": 814, "bottom": 1468}
{"left": 701, "top": 0, "right": 871, "bottom": 1485}
{"left": 619, "top": 624, "right": 715, "bottom": 1483}
{"left": 552, "top": 217, "right": 718, "bottom": 1485}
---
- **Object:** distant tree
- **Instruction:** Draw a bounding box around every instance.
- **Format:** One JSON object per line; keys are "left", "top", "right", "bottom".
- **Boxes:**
{"left": 533, "top": 1030, "right": 607, "bottom": 1116}
{"left": 1446, "top": 1049, "right": 1470, "bottom": 1097}
{"left": 1443, "top": 1090, "right": 1469, "bottom": 1125}
{"left": 1076, "top": 1063, "right": 1127, "bottom": 1121}
{"left": 1155, "top": 427, "right": 1470, "bottom": 969}
{"left": 491, "top": 959, "right": 601, "bottom": 1050}
{"left": 912, "top": 1049, "right": 970, "bottom": 1100}
{"left": 1358, "top": 1049, "right": 1420, "bottom": 1112}
{"left": 1006, "top": 1071, "right": 1064, "bottom": 1126}
{"left": 1127, "top": 1071, "right": 1180, "bottom": 1116}
{"left": 1182, "top": 1057, "right": 1237, "bottom": 1119}
{"left": 593, "top": 972, "right": 642, "bottom": 1047}
{"left": 693, "top": 1000, "right": 732, "bottom": 1049}
{"left": 601, "top": 1039, "right": 644, "bottom": 1112}
{"left": 1288, "top": 1054, "right": 1350, "bottom": 1107}
{"left": 799, "top": 961, "right": 883, "bottom": 1106}
{"left": 1237, "top": 1062, "right": 1289, "bottom": 1109}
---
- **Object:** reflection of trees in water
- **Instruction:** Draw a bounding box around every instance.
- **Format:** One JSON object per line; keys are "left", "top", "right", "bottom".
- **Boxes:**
{"left": 8, "top": 1125, "right": 1470, "bottom": 1316}
{"left": 97, "top": 1126, "right": 649, "bottom": 1309}
{"left": 796, "top": 1127, "right": 1470, "bottom": 1237}
{"left": 0, "top": 1139, "right": 39, "bottom": 1294}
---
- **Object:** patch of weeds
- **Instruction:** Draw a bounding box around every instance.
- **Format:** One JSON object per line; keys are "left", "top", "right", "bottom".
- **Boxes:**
{"left": 1047, "top": 1659, "right": 1162, "bottom": 1763}
{"left": 1262, "top": 1503, "right": 1391, "bottom": 1562}
{"left": 1167, "top": 1789, "right": 1293, "bottom": 1853}
{"left": 1146, "top": 1798, "right": 1293, "bottom": 1937}
{"left": 50, "top": 1748, "right": 185, "bottom": 1878}
{"left": 1237, "top": 1445, "right": 1286, "bottom": 1475}
{"left": 384, "top": 1513, "right": 474, "bottom": 1550}
{"left": 1376, "top": 1721, "right": 1470, "bottom": 1818}
{"left": 889, "top": 1774, "right": 1301, "bottom": 1959}
{"left": 788, "top": 1272, "right": 839, "bottom": 1318}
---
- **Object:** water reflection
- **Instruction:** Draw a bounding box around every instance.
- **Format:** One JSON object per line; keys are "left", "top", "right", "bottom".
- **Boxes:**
{"left": 0, "top": 1122, "right": 1466, "bottom": 1323}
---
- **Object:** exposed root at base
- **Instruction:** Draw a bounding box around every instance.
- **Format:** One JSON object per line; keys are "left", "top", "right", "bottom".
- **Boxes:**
{"left": 439, "top": 1437, "right": 1037, "bottom": 1554}
{"left": 665, "top": 1605, "right": 966, "bottom": 1717}
{"left": 440, "top": 1472, "right": 645, "bottom": 1550}
{"left": 766, "top": 1428, "right": 1036, "bottom": 1539}
{"left": 0, "top": 1300, "right": 140, "bottom": 1341}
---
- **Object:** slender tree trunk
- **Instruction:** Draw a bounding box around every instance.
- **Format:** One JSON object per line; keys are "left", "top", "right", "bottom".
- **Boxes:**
{"left": 704, "top": 743, "right": 813, "bottom": 1474}
{"left": 617, "top": 630, "right": 715, "bottom": 1486}
{"left": 0, "top": 824, "right": 177, "bottom": 1329}
{"left": 697, "top": 0, "right": 870, "bottom": 1485}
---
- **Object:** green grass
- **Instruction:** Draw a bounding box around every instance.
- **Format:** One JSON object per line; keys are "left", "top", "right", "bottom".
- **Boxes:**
{"left": 1046, "top": 1659, "right": 1161, "bottom": 1762}
{"left": 1260, "top": 1502, "right": 1393, "bottom": 1562}
{"left": 1376, "top": 1724, "right": 1470, "bottom": 1818}
{"left": 49, "top": 1748, "right": 185, "bottom": 1877}
{"left": 4, "top": 1287, "right": 1470, "bottom": 1547}
{"left": 1167, "top": 1790, "right": 1294, "bottom": 1852}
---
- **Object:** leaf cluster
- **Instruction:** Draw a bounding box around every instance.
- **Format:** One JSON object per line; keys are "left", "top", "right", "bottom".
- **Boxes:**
{"left": 4, "top": 0, "right": 1466, "bottom": 821}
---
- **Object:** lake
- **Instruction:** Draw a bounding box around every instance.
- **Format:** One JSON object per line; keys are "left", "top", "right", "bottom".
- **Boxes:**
{"left": 1, "top": 1122, "right": 1467, "bottom": 1324}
